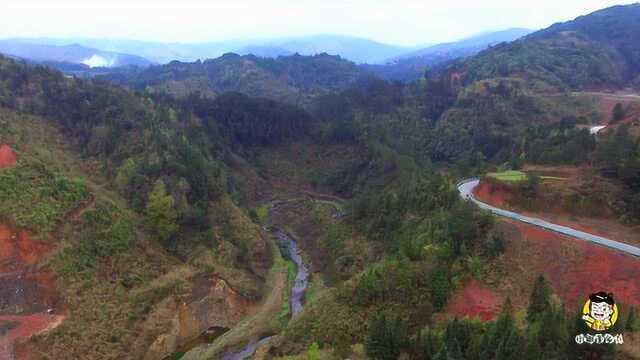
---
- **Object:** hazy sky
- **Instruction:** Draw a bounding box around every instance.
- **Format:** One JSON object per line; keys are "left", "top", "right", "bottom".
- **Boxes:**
{"left": 1, "top": 0, "right": 637, "bottom": 45}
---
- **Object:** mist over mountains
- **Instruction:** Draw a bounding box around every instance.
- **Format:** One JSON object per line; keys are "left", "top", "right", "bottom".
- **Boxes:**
{"left": 0, "top": 28, "right": 533, "bottom": 73}
{"left": 0, "top": 40, "right": 153, "bottom": 68}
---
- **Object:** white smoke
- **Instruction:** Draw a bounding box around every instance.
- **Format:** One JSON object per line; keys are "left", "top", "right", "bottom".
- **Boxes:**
{"left": 81, "top": 54, "right": 117, "bottom": 68}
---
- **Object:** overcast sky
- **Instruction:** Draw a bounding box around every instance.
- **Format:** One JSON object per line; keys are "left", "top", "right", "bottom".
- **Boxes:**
{"left": 1, "top": 0, "right": 637, "bottom": 46}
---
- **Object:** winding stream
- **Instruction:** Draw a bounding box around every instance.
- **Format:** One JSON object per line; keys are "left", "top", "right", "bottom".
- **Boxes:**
{"left": 221, "top": 206, "right": 309, "bottom": 360}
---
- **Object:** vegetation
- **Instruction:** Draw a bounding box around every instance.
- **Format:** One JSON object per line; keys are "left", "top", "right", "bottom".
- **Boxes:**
{"left": 487, "top": 170, "right": 528, "bottom": 182}
{"left": 101, "top": 53, "right": 371, "bottom": 106}
{"left": 595, "top": 125, "right": 640, "bottom": 222}
{"left": 0, "top": 160, "right": 89, "bottom": 233}
{"left": 452, "top": 4, "right": 640, "bottom": 91}
{"left": 3, "top": 4, "right": 640, "bottom": 359}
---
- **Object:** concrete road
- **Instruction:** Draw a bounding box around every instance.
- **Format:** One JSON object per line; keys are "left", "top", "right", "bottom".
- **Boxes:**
{"left": 458, "top": 178, "right": 640, "bottom": 257}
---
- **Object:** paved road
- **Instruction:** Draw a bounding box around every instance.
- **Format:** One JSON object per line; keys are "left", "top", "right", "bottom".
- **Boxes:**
{"left": 458, "top": 178, "right": 640, "bottom": 257}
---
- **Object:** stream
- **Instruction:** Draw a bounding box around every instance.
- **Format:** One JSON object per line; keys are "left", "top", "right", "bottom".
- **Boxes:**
{"left": 220, "top": 206, "right": 309, "bottom": 360}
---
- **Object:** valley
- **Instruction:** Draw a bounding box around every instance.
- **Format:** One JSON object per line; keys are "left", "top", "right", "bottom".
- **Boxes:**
{"left": 1, "top": 2, "right": 640, "bottom": 360}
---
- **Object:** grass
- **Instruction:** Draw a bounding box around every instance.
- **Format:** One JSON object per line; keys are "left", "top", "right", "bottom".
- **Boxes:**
{"left": 540, "top": 176, "right": 568, "bottom": 181}
{"left": 278, "top": 259, "right": 297, "bottom": 327}
{"left": 255, "top": 203, "right": 270, "bottom": 223}
{"left": 0, "top": 161, "right": 89, "bottom": 234}
{"left": 487, "top": 170, "right": 528, "bottom": 182}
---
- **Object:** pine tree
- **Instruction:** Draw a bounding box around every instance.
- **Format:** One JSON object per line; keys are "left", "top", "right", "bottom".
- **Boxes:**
{"left": 415, "top": 327, "right": 437, "bottom": 359}
{"left": 365, "top": 314, "right": 408, "bottom": 360}
{"left": 527, "top": 275, "right": 552, "bottom": 322}
{"left": 145, "top": 180, "right": 178, "bottom": 243}
{"left": 627, "top": 307, "right": 639, "bottom": 332}
{"left": 613, "top": 103, "right": 625, "bottom": 122}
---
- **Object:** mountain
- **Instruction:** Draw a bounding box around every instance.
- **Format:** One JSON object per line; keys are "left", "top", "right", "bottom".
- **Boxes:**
{"left": 9, "top": 35, "right": 411, "bottom": 65}
{"left": 242, "top": 34, "right": 410, "bottom": 64}
{"left": 3, "top": 4, "right": 640, "bottom": 360}
{"left": 453, "top": 4, "right": 640, "bottom": 91}
{"left": 236, "top": 45, "right": 294, "bottom": 58}
{"left": 365, "top": 28, "right": 533, "bottom": 81}
{"left": 393, "top": 28, "right": 533, "bottom": 61}
{"left": 0, "top": 40, "right": 153, "bottom": 68}
{"left": 101, "top": 52, "right": 372, "bottom": 106}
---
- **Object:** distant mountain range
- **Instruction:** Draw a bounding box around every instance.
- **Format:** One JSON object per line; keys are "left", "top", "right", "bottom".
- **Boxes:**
{"left": 0, "top": 40, "right": 153, "bottom": 68}
{"left": 2, "top": 35, "right": 411, "bottom": 65}
{"left": 0, "top": 29, "right": 533, "bottom": 80}
{"left": 236, "top": 35, "right": 410, "bottom": 64}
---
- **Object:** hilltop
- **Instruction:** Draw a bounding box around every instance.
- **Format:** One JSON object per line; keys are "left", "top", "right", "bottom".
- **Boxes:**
{"left": 451, "top": 4, "right": 640, "bottom": 91}
{"left": 101, "top": 52, "right": 372, "bottom": 106}
{"left": 367, "top": 28, "right": 533, "bottom": 81}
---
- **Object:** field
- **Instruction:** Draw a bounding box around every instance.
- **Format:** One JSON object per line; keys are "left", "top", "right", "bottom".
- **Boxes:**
{"left": 486, "top": 170, "right": 528, "bottom": 182}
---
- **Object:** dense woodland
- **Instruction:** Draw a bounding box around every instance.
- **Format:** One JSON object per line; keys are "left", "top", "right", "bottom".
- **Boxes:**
{"left": 1, "top": 4, "right": 640, "bottom": 359}
{"left": 100, "top": 53, "right": 371, "bottom": 107}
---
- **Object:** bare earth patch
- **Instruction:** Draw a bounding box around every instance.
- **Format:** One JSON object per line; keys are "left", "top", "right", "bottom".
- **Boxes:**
{"left": 474, "top": 177, "right": 640, "bottom": 246}
{"left": 447, "top": 279, "right": 502, "bottom": 321}
{"left": 0, "top": 144, "right": 17, "bottom": 168}
{"left": 488, "top": 220, "right": 640, "bottom": 312}
{"left": 0, "top": 224, "right": 63, "bottom": 360}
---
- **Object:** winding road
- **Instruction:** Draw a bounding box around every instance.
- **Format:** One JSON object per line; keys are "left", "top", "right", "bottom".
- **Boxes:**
{"left": 458, "top": 178, "right": 640, "bottom": 257}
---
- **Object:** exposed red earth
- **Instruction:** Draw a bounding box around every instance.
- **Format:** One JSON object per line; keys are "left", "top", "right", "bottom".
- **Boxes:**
{"left": 0, "top": 144, "right": 17, "bottom": 168}
{"left": 472, "top": 179, "right": 511, "bottom": 208}
{"left": 471, "top": 179, "right": 640, "bottom": 313}
{"left": 448, "top": 279, "right": 502, "bottom": 321}
{"left": 512, "top": 222, "right": 640, "bottom": 310}
{"left": 0, "top": 224, "right": 63, "bottom": 359}
{"left": 474, "top": 177, "right": 640, "bottom": 245}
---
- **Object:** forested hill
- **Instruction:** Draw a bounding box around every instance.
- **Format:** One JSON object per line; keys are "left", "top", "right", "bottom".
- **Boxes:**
{"left": 451, "top": 3, "right": 640, "bottom": 91}
{"left": 101, "top": 52, "right": 372, "bottom": 106}
{"left": 0, "top": 53, "right": 314, "bottom": 238}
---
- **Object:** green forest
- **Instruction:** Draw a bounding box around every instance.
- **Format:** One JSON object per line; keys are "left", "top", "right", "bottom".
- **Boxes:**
{"left": 1, "top": 3, "right": 640, "bottom": 360}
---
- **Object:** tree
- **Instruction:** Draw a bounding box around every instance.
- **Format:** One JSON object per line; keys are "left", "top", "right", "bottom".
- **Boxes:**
{"left": 415, "top": 327, "right": 437, "bottom": 360}
{"left": 612, "top": 103, "right": 625, "bottom": 122}
{"left": 145, "top": 180, "right": 179, "bottom": 243}
{"left": 307, "top": 342, "right": 321, "bottom": 360}
{"left": 527, "top": 275, "right": 552, "bottom": 322}
{"left": 627, "top": 307, "right": 639, "bottom": 332}
{"left": 365, "top": 314, "right": 408, "bottom": 360}
{"left": 431, "top": 268, "right": 452, "bottom": 310}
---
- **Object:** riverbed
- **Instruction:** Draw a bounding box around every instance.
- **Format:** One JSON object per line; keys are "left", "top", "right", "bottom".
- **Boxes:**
{"left": 220, "top": 206, "right": 309, "bottom": 360}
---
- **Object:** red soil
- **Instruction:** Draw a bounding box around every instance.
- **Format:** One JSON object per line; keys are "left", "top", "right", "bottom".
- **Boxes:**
{"left": 474, "top": 178, "right": 640, "bottom": 246}
{"left": 448, "top": 279, "right": 502, "bottom": 321}
{"left": 0, "top": 224, "right": 62, "bottom": 358}
{"left": 473, "top": 179, "right": 511, "bottom": 208}
{"left": 0, "top": 314, "right": 64, "bottom": 343}
{"left": 0, "top": 225, "right": 51, "bottom": 271}
{"left": 0, "top": 144, "right": 17, "bottom": 168}
{"left": 472, "top": 178, "right": 640, "bottom": 314}
{"left": 513, "top": 221, "right": 640, "bottom": 310}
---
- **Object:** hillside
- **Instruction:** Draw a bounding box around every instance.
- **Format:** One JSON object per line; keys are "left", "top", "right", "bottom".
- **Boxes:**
{"left": 367, "top": 28, "right": 533, "bottom": 81}
{"left": 101, "top": 53, "right": 372, "bottom": 106}
{"left": 451, "top": 4, "right": 640, "bottom": 91}
{"left": 3, "top": 3, "right": 640, "bottom": 360}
